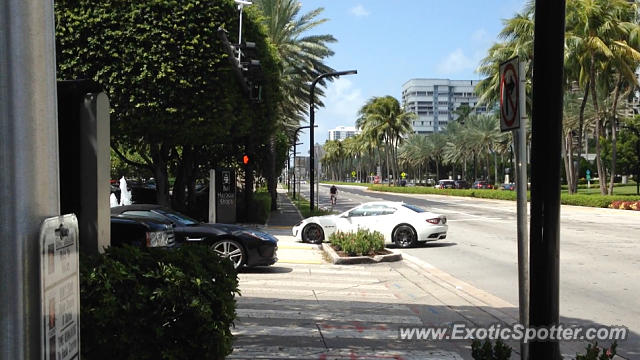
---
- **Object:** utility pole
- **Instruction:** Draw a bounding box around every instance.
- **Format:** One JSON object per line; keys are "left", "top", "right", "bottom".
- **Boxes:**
{"left": 529, "top": 0, "right": 566, "bottom": 359}
{"left": 1, "top": 1, "right": 60, "bottom": 358}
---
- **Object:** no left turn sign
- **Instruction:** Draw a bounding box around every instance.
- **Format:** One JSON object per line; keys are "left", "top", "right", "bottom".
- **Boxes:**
{"left": 500, "top": 57, "right": 520, "bottom": 131}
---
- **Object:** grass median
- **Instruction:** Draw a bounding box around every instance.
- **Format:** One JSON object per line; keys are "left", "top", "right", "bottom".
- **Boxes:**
{"left": 366, "top": 184, "right": 640, "bottom": 209}
{"left": 289, "top": 193, "right": 333, "bottom": 218}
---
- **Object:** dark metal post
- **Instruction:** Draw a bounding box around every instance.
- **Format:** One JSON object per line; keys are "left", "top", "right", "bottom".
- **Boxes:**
{"left": 529, "top": 1, "right": 566, "bottom": 359}
{"left": 1, "top": 1, "right": 60, "bottom": 358}
{"left": 309, "top": 70, "right": 357, "bottom": 212}
{"left": 292, "top": 126, "right": 312, "bottom": 200}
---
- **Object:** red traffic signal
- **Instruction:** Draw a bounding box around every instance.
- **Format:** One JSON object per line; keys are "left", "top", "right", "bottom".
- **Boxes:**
{"left": 243, "top": 155, "right": 249, "bottom": 165}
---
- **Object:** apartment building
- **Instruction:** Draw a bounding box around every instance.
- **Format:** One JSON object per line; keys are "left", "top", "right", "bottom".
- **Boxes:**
{"left": 328, "top": 126, "right": 360, "bottom": 141}
{"left": 401, "top": 78, "right": 487, "bottom": 134}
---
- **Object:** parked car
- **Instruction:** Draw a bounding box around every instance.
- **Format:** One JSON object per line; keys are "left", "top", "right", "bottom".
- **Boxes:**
{"left": 454, "top": 180, "right": 470, "bottom": 189}
{"left": 501, "top": 183, "right": 516, "bottom": 191}
{"left": 111, "top": 204, "right": 278, "bottom": 268}
{"left": 436, "top": 179, "right": 456, "bottom": 189}
{"left": 472, "top": 180, "right": 494, "bottom": 189}
{"left": 292, "top": 201, "right": 448, "bottom": 248}
{"left": 110, "top": 215, "right": 176, "bottom": 248}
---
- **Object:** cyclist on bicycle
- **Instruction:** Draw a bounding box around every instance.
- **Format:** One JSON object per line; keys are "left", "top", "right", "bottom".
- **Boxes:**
{"left": 329, "top": 185, "right": 338, "bottom": 205}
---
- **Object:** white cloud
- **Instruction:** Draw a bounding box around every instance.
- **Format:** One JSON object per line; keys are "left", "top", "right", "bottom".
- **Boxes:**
{"left": 471, "top": 28, "right": 489, "bottom": 43}
{"left": 436, "top": 48, "right": 475, "bottom": 76}
{"left": 350, "top": 4, "right": 370, "bottom": 17}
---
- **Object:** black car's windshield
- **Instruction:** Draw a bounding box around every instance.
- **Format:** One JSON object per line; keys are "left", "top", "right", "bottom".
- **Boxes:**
{"left": 402, "top": 204, "right": 426, "bottom": 213}
{"left": 157, "top": 209, "right": 200, "bottom": 226}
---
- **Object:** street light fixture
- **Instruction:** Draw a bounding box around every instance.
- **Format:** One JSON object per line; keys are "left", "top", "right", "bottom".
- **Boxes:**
{"left": 234, "top": 0, "right": 252, "bottom": 63}
{"left": 309, "top": 70, "right": 357, "bottom": 212}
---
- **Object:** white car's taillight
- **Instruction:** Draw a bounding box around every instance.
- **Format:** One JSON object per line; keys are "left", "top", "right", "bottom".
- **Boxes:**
{"left": 146, "top": 231, "right": 168, "bottom": 247}
{"left": 426, "top": 216, "right": 447, "bottom": 225}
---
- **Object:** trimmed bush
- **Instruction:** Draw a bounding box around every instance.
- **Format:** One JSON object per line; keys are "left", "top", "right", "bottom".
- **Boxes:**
{"left": 80, "top": 245, "right": 239, "bottom": 359}
{"left": 471, "top": 339, "right": 512, "bottom": 360}
{"left": 329, "top": 229, "right": 384, "bottom": 256}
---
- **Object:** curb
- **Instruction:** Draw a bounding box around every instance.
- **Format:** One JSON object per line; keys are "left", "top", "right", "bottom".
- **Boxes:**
{"left": 321, "top": 243, "right": 402, "bottom": 265}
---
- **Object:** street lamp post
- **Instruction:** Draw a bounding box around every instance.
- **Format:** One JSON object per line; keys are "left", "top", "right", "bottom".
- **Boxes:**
{"left": 291, "top": 142, "right": 302, "bottom": 199}
{"left": 292, "top": 125, "right": 316, "bottom": 200}
{"left": 309, "top": 69, "right": 357, "bottom": 212}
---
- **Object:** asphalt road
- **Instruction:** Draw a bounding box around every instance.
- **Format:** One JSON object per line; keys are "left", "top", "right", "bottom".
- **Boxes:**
{"left": 298, "top": 183, "right": 640, "bottom": 358}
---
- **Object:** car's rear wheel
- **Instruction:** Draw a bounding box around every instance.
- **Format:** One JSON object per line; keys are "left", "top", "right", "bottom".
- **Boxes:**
{"left": 210, "top": 239, "right": 245, "bottom": 269}
{"left": 394, "top": 225, "right": 417, "bottom": 248}
{"left": 302, "top": 224, "right": 324, "bottom": 244}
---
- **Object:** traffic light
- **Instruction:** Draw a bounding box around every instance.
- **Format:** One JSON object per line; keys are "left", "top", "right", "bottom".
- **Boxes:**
{"left": 243, "top": 155, "right": 250, "bottom": 165}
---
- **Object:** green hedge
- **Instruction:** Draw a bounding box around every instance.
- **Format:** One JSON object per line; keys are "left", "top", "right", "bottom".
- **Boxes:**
{"left": 368, "top": 185, "right": 640, "bottom": 208}
{"left": 329, "top": 229, "right": 384, "bottom": 256}
{"left": 80, "top": 245, "right": 239, "bottom": 359}
{"left": 252, "top": 189, "right": 272, "bottom": 224}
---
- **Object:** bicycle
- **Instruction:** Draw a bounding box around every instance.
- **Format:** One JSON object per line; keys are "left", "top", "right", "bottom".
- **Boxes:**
{"left": 330, "top": 193, "right": 337, "bottom": 206}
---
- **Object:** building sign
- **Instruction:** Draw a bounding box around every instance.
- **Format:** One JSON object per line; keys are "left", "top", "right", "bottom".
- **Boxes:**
{"left": 40, "top": 214, "right": 80, "bottom": 360}
{"left": 216, "top": 168, "right": 236, "bottom": 223}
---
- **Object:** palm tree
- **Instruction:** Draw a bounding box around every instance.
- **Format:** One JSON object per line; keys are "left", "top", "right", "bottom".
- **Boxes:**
{"left": 358, "top": 96, "right": 414, "bottom": 185}
{"left": 254, "top": 0, "right": 336, "bottom": 205}
{"left": 476, "top": 1, "right": 534, "bottom": 111}
{"left": 426, "top": 132, "right": 448, "bottom": 181}
{"left": 565, "top": 0, "right": 640, "bottom": 195}
{"left": 399, "top": 134, "right": 433, "bottom": 184}
{"left": 466, "top": 114, "right": 503, "bottom": 184}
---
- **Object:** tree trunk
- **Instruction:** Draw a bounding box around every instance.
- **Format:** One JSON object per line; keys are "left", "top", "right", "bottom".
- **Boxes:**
{"left": 574, "top": 83, "right": 590, "bottom": 193}
{"left": 562, "top": 132, "right": 575, "bottom": 194}
{"left": 493, "top": 151, "right": 498, "bottom": 186}
{"left": 473, "top": 152, "right": 478, "bottom": 180}
{"left": 608, "top": 77, "right": 622, "bottom": 195}
{"left": 150, "top": 143, "right": 171, "bottom": 207}
{"left": 589, "top": 60, "right": 607, "bottom": 195}
{"left": 268, "top": 134, "right": 278, "bottom": 210}
{"left": 172, "top": 145, "right": 195, "bottom": 212}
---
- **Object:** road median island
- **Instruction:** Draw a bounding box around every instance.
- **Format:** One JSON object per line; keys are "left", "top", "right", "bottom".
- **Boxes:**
{"left": 322, "top": 242, "right": 402, "bottom": 264}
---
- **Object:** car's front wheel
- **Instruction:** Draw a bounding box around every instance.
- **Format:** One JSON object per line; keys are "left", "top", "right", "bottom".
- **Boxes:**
{"left": 302, "top": 224, "right": 324, "bottom": 244}
{"left": 210, "top": 239, "right": 245, "bottom": 269}
{"left": 393, "top": 225, "right": 417, "bottom": 248}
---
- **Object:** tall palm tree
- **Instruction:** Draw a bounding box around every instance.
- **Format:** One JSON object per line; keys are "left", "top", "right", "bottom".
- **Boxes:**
{"left": 358, "top": 96, "right": 414, "bottom": 185}
{"left": 254, "top": 0, "right": 336, "bottom": 205}
{"left": 467, "top": 114, "right": 503, "bottom": 184}
{"left": 565, "top": 0, "right": 640, "bottom": 195}
{"left": 399, "top": 134, "right": 433, "bottom": 184}
{"left": 426, "top": 132, "right": 447, "bottom": 181}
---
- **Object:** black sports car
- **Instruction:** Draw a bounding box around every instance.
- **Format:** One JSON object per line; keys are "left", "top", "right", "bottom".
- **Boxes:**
{"left": 110, "top": 204, "right": 278, "bottom": 268}
{"left": 110, "top": 215, "right": 176, "bottom": 248}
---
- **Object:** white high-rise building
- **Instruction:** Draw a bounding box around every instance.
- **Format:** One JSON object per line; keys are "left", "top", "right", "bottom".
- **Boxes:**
{"left": 328, "top": 126, "right": 360, "bottom": 141}
{"left": 401, "top": 79, "right": 488, "bottom": 134}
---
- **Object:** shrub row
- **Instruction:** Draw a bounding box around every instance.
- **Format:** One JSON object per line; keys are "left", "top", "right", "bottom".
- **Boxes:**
{"left": 80, "top": 245, "right": 239, "bottom": 360}
{"left": 329, "top": 229, "right": 384, "bottom": 256}
{"left": 368, "top": 185, "right": 640, "bottom": 209}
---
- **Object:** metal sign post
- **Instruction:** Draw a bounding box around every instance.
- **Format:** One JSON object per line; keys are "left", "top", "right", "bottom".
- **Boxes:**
{"left": 500, "top": 56, "right": 529, "bottom": 360}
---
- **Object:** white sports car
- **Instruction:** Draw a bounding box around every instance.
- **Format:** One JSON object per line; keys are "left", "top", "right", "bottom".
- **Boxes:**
{"left": 292, "top": 201, "right": 448, "bottom": 248}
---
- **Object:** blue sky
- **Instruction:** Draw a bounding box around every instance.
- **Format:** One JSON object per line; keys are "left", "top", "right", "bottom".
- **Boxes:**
{"left": 295, "top": 0, "right": 526, "bottom": 154}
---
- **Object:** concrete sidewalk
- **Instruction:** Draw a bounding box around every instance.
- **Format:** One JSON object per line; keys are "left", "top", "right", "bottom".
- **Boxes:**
{"left": 231, "top": 187, "right": 584, "bottom": 359}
